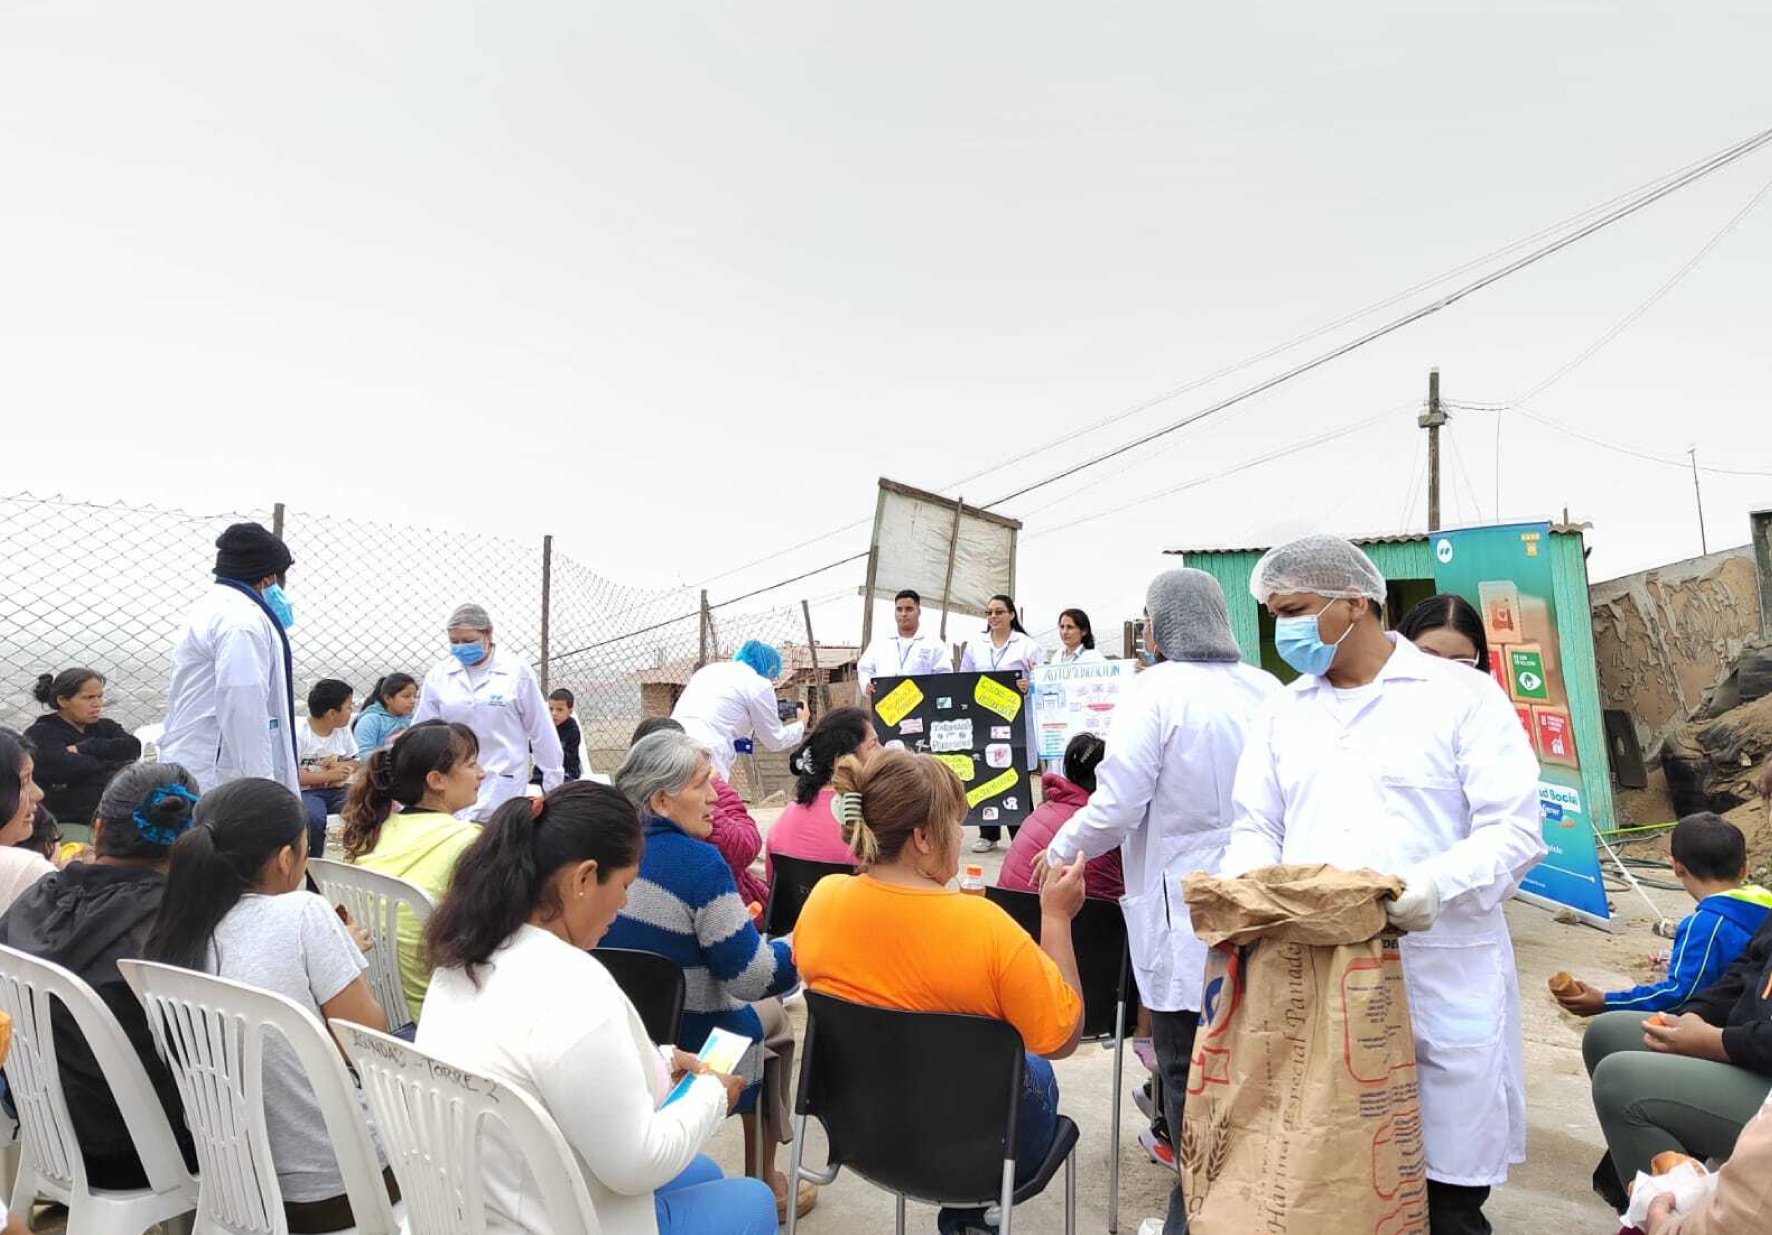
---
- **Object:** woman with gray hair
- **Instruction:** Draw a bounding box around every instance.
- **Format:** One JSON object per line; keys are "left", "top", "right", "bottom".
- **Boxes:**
{"left": 0, "top": 761, "right": 202, "bottom": 1189}
{"left": 1040, "top": 568, "right": 1282, "bottom": 1235}
{"left": 413, "top": 602, "right": 562, "bottom": 820}
{"left": 601, "top": 731, "right": 814, "bottom": 1222}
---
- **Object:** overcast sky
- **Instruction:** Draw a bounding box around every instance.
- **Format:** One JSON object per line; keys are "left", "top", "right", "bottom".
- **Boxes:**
{"left": 5, "top": 1, "right": 1770, "bottom": 649}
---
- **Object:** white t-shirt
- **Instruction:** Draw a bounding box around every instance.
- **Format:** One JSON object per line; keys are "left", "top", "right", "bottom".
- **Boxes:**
{"left": 298, "top": 719, "right": 357, "bottom": 769}
{"left": 206, "top": 891, "right": 378, "bottom": 1202}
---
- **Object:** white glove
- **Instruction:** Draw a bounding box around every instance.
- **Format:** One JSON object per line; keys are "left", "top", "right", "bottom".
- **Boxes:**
{"left": 1385, "top": 875, "right": 1442, "bottom": 932}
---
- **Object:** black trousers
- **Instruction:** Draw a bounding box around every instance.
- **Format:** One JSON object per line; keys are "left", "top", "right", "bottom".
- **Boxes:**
{"left": 1427, "top": 1181, "right": 1491, "bottom": 1235}
{"left": 1149, "top": 1009, "right": 1199, "bottom": 1235}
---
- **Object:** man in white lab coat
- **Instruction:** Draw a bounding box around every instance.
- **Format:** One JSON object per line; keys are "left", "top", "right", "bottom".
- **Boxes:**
{"left": 1042, "top": 568, "right": 1280, "bottom": 1235}
{"left": 160, "top": 522, "right": 301, "bottom": 795}
{"left": 413, "top": 602, "right": 562, "bottom": 821}
{"left": 855, "top": 589, "right": 953, "bottom": 696}
{"left": 1224, "top": 534, "right": 1546, "bottom": 1235}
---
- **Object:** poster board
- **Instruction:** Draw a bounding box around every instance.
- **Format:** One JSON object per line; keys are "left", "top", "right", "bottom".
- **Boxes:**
{"left": 1431, "top": 522, "right": 1612, "bottom": 927}
{"left": 861, "top": 479, "right": 1022, "bottom": 619}
{"left": 869, "top": 670, "right": 1031, "bottom": 833}
{"left": 1030, "top": 659, "right": 1139, "bottom": 761}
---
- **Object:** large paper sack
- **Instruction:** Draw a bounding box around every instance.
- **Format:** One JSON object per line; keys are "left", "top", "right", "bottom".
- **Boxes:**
{"left": 1182, "top": 864, "right": 1427, "bottom": 1235}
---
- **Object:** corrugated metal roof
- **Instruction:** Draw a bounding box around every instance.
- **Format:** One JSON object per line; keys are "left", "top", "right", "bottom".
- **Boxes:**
{"left": 1164, "top": 522, "right": 1591, "bottom": 557}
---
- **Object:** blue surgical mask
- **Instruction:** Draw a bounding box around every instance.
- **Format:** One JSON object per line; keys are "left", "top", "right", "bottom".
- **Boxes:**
{"left": 1274, "top": 601, "right": 1351, "bottom": 677}
{"left": 449, "top": 641, "right": 486, "bottom": 667}
{"left": 262, "top": 583, "right": 295, "bottom": 630}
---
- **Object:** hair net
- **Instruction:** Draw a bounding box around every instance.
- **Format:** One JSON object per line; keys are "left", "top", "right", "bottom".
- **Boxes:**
{"left": 733, "top": 639, "right": 783, "bottom": 681}
{"left": 1146, "top": 569, "right": 1242, "bottom": 663}
{"left": 447, "top": 603, "right": 493, "bottom": 631}
{"left": 1248, "top": 534, "right": 1387, "bottom": 604}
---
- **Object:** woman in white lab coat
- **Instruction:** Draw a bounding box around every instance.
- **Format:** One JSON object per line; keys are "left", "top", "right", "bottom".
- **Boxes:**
{"left": 1052, "top": 608, "right": 1105, "bottom": 665}
{"left": 670, "top": 641, "right": 806, "bottom": 782}
{"left": 413, "top": 603, "right": 562, "bottom": 821}
{"left": 958, "top": 594, "right": 1045, "bottom": 851}
{"left": 160, "top": 522, "right": 301, "bottom": 795}
{"left": 1223, "top": 535, "right": 1546, "bottom": 1235}
{"left": 1042, "top": 569, "right": 1280, "bottom": 1235}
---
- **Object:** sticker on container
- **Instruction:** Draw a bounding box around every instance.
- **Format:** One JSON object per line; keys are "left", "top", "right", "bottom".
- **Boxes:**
{"left": 984, "top": 743, "right": 1013, "bottom": 769}
{"left": 1002, "top": 797, "right": 1018, "bottom": 812}
{"left": 991, "top": 725, "right": 1012, "bottom": 740}
{"left": 966, "top": 768, "right": 1019, "bottom": 809}
{"left": 875, "top": 679, "right": 925, "bottom": 728}
{"left": 936, "top": 697, "right": 953, "bottom": 710}
{"left": 930, "top": 719, "right": 974, "bottom": 753}
{"left": 898, "top": 718, "right": 924, "bottom": 736}
{"left": 935, "top": 753, "right": 976, "bottom": 782}
{"left": 974, "top": 676, "right": 1023, "bottom": 721}
{"left": 982, "top": 807, "right": 999, "bottom": 821}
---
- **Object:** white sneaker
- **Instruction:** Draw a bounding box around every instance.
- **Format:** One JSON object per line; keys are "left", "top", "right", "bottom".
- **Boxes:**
{"left": 972, "top": 838, "right": 998, "bottom": 853}
{"left": 1137, "top": 1220, "right": 1166, "bottom": 1235}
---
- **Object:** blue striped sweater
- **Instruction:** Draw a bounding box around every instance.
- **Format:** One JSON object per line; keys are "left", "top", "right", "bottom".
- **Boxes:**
{"left": 600, "top": 815, "right": 796, "bottom": 1088}
{"left": 1605, "top": 884, "right": 1772, "bottom": 1012}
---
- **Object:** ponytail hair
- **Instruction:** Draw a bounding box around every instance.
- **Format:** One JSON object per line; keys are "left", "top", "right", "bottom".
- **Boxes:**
{"left": 424, "top": 781, "right": 644, "bottom": 986}
{"left": 789, "top": 707, "right": 873, "bottom": 807}
{"left": 145, "top": 778, "right": 307, "bottom": 973}
{"left": 367, "top": 672, "right": 418, "bottom": 711}
{"left": 341, "top": 720, "right": 478, "bottom": 859}
{"left": 829, "top": 749, "right": 966, "bottom": 868}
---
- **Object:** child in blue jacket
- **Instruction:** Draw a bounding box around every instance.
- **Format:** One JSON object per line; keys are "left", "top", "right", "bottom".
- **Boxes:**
{"left": 1556, "top": 811, "right": 1771, "bottom": 1015}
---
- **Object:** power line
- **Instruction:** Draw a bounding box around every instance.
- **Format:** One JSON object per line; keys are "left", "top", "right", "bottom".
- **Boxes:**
{"left": 1447, "top": 401, "right": 1772, "bottom": 477}
{"left": 1446, "top": 424, "right": 1487, "bottom": 523}
{"left": 577, "top": 125, "right": 1772, "bottom": 612}
{"left": 979, "top": 122, "right": 1772, "bottom": 512}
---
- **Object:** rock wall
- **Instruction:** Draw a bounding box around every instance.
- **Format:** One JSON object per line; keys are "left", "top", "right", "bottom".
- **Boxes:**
{"left": 1590, "top": 545, "right": 1761, "bottom": 756}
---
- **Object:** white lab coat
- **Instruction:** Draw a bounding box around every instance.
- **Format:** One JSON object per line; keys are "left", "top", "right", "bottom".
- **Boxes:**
{"left": 1223, "top": 634, "right": 1547, "bottom": 1187}
{"left": 1045, "top": 658, "right": 1280, "bottom": 1012}
{"left": 160, "top": 584, "right": 301, "bottom": 795}
{"left": 670, "top": 660, "right": 804, "bottom": 781}
{"left": 959, "top": 632, "right": 1045, "bottom": 771}
{"left": 855, "top": 631, "right": 953, "bottom": 694}
{"left": 414, "top": 647, "right": 562, "bottom": 821}
{"left": 1052, "top": 645, "right": 1105, "bottom": 665}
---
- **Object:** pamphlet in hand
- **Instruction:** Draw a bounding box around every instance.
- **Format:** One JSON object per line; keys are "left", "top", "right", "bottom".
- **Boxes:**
{"left": 662, "top": 1026, "right": 752, "bottom": 1107}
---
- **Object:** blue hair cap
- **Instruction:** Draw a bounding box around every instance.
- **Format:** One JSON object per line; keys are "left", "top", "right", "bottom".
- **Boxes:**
{"left": 734, "top": 640, "right": 783, "bottom": 681}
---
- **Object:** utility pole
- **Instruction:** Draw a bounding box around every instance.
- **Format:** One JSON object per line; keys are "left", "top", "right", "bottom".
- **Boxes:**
{"left": 1417, "top": 368, "right": 1447, "bottom": 531}
{"left": 1690, "top": 448, "right": 1708, "bottom": 555}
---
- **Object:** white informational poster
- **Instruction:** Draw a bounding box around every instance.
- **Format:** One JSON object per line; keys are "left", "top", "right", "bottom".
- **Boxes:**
{"left": 1030, "top": 659, "right": 1138, "bottom": 761}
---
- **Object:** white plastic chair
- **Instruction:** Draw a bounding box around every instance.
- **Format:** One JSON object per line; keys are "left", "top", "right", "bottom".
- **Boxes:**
{"left": 333, "top": 1020, "right": 601, "bottom": 1235}
{"left": 117, "top": 961, "right": 400, "bottom": 1235}
{"left": 0, "top": 944, "right": 197, "bottom": 1234}
{"left": 307, "top": 859, "right": 435, "bottom": 1029}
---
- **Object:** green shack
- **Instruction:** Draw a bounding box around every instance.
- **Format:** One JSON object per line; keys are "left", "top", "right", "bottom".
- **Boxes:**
{"left": 1169, "top": 523, "right": 1618, "bottom": 838}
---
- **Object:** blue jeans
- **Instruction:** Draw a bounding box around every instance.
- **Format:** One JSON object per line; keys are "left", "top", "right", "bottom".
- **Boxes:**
{"left": 301, "top": 788, "right": 345, "bottom": 857}
{"left": 654, "top": 1155, "right": 777, "bottom": 1235}
{"left": 937, "top": 1054, "right": 1060, "bottom": 1234}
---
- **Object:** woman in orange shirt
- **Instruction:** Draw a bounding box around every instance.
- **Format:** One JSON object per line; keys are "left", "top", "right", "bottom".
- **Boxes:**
{"left": 792, "top": 749, "right": 1089, "bottom": 1235}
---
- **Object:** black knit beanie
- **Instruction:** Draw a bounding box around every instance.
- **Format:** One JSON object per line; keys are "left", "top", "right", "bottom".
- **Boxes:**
{"left": 213, "top": 522, "right": 293, "bottom": 582}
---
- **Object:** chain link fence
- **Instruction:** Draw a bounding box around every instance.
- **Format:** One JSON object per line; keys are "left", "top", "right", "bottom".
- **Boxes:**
{"left": 0, "top": 492, "right": 861, "bottom": 797}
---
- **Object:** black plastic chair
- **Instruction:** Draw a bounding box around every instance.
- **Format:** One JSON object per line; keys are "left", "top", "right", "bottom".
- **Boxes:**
{"left": 985, "top": 885, "right": 1138, "bottom": 1233}
{"left": 591, "top": 948, "right": 685, "bottom": 1046}
{"left": 762, "top": 853, "right": 856, "bottom": 937}
{"left": 784, "top": 991, "right": 1078, "bottom": 1235}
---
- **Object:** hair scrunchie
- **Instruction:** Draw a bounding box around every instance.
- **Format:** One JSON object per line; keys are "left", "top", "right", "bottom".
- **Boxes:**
{"left": 133, "top": 784, "right": 200, "bottom": 846}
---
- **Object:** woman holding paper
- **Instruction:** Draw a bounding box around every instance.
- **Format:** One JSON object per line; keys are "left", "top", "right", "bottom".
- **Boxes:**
{"left": 420, "top": 780, "right": 777, "bottom": 1235}
{"left": 959, "top": 594, "right": 1044, "bottom": 851}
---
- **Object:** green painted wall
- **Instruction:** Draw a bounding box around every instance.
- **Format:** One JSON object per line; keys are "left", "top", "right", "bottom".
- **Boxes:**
{"left": 1178, "top": 528, "right": 1614, "bottom": 825}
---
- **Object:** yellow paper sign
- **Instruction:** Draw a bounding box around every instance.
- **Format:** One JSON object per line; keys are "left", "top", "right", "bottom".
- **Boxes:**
{"left": 973, "top": 676, "right": 1022, "bottom": 722}
{"left": 966, "top": 767, "right": 1019, "bottom": 808}
{"left": 874, "top": 679, "right": 925, "bottom": 728}
{"left": 935, "top": 753, "right": 976, "bottom": 783}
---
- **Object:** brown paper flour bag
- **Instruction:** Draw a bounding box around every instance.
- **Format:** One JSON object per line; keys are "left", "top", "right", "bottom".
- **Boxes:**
{"left": 1181, "top": 864, "right": 1427, "bottom": 1235}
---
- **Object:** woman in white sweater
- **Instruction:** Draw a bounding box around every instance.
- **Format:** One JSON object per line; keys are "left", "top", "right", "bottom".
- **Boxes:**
{"left": 418, "top": 781, "right": 776, "bottom": 1235}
